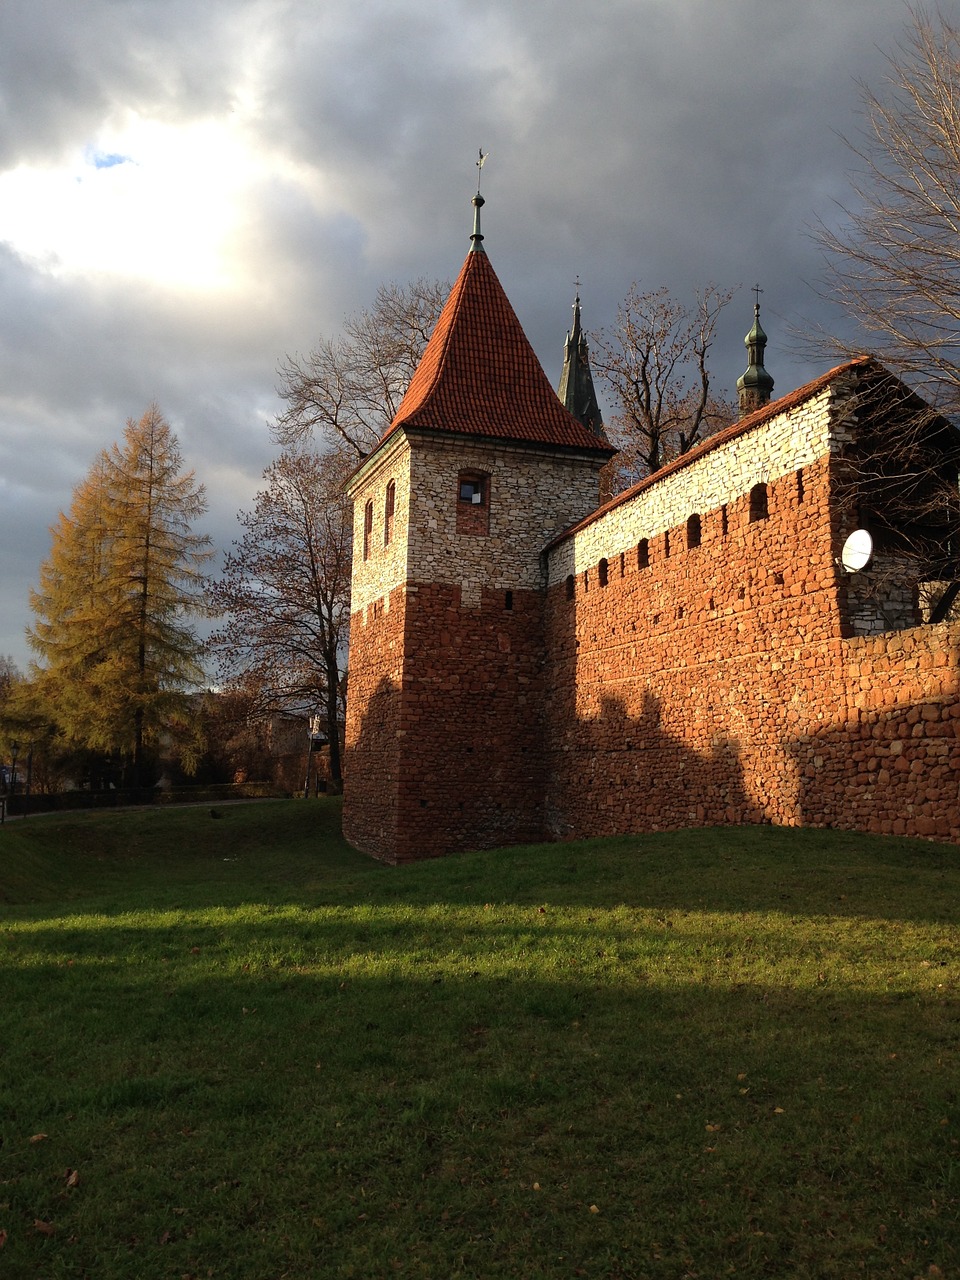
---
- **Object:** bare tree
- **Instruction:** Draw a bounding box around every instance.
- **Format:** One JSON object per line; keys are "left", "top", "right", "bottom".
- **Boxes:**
{"left": 206, "top": 449, "right": 352, "bottom": 786}
{"left": 274, "top": 277, "right": 448, "bottom": 459}
{"left": 592, "top": 283, "right": 737, "bottom": 484}
{"left": 818, "top": 8, "right": 960, "bottom": 410}
{"left": 817, "top": 7, "right": 960, "bottom": 616}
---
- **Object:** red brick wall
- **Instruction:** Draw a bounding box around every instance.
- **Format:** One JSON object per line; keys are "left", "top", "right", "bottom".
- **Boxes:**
{"left": 342, "top": 587, "right": 407, "bottom": 860}
{"left": 543, "top": 458, "right": 960, "bottom": 843}
{"left": 344, "top": 582, "right": 547, "bottom": 862}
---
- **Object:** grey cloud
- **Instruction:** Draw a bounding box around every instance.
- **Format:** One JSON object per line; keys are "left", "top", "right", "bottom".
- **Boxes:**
{"left": 0, "top": 0, "right": 927, "bottom": 665}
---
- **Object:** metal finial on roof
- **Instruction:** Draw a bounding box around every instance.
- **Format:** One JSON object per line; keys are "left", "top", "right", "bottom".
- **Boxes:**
{"left": 470, "top": 149, "right": 488, "bottom": 251}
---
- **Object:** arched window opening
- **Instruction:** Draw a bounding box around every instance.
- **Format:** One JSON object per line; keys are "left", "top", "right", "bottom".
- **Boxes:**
{"left": 687, "top": 513, "right": 702, "bottom": 549}
{"left": 598, "top": 557, "right": 609, "bottom": 587}
{"left": 363, "top": 499, "right": 373, "bottom": 561}
{"left": 750, "top": 482, "right": 769, "bottom": 522}
{"left": 565, "top": 574, "right": 575, "bottom": 600}
{"left": 384, "top": 480, "right": 396, "bottom": 546}
{"left": 637, "top": 538, "right": 649, "bottom": 569}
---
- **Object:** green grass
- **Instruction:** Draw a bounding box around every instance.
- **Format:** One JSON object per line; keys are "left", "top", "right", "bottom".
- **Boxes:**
{"left": 0, "top": 802, "right": 958, "bottom": 1278}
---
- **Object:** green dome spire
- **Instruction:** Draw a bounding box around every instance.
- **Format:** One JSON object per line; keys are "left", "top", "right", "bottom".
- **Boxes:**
{"left": 737, "top": 287, "right": 774, "bottom": 416}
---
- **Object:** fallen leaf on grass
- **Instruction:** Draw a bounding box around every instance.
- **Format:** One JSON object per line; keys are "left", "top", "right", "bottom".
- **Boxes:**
{"left": 0, "top": 1229, "right": 7, "bottom": 1248}
{"left": 29, "top": 1133, "right": 48, "bottom": 1143}
{"left": 773, "top": 1107, "right": 785, "bottom": 1115}
{"left": 33, "top": 1220, "right": 55, "bottom": 1237}
{"left": 65, "top": 1169, "right": 79, "bottom": 1188}
{"left": 589, "top": 1204, "right": 600, "bottom": 1214}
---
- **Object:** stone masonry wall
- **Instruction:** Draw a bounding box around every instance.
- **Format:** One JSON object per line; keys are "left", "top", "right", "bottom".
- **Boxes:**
{"left": 542, "top": 427, "right": 960, "bottom": 844}
{"left": 344, "top": 428, "right": 607, "bottom": 861}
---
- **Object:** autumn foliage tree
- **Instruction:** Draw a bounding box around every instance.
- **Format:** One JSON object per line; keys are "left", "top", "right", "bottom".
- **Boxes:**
{"left": 592, "top": 283, "right": 737, "bottom": 486}
{"left": 27, "top": 406, "right": 212, "bottom": 785}
{"left": 206, "top": 449, "right": 352, "bottom": 787}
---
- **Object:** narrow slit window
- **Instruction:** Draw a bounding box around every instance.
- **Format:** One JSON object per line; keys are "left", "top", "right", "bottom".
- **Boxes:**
{"left": 384, "top": 479, "right": 396, "bottom": 546}
{"left": 637, "top": 538, "right": 649, "bottom": 569}
{"left": 565, "top": 574, "right": 575, "bottom": 600}
{"left": 598, "top": 557, "right": 609, "bottom": 587}
{"left": 664, "top": 530, "right": 671, "bottom": 558}
{"left": 363, "top": 499, "right": 373, "bottom": 561}
{"left": 796, "top": 469, "right": 805, "bottom": 504}
{"left": 687, "top": 513, "right": 702, "bottom": 549}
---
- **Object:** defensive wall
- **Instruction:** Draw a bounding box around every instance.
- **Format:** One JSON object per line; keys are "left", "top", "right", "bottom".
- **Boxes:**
{"left": 542, "top": 368, "right": 960, "bottom": 845}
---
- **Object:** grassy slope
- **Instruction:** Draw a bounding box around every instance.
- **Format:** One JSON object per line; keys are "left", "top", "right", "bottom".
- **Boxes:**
{"left": 0, "top": 802, "right": 957, "bottom": 1279}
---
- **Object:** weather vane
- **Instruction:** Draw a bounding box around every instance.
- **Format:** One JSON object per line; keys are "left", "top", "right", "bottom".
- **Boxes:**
{"left": 476, "top": 149, "right": 488, "bottom": 192}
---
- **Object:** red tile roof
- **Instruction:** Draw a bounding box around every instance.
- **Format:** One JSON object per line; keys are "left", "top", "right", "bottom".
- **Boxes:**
{"left": 381, "top": 248, "right": 614, "bottom": 455}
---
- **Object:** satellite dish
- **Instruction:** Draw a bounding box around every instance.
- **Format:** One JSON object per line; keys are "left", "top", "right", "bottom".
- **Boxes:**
{"left": 840, "top": 529, "right": 873, "bottom": 573}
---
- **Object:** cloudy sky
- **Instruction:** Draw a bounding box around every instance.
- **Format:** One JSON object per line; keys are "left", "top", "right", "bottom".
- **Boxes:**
{"left": 0, "top": 0, "right": 916, "bottom": 669}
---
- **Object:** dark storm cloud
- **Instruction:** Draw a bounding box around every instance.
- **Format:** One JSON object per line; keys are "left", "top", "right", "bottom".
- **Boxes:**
{"left": 0, "top": 0, "right": 919, "bottom": 665}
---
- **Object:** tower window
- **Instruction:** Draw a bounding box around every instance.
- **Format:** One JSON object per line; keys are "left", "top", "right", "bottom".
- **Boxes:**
{"left": 456, "top": 470, "right": 490, "bottom": 535}
{"left": 598, "top": 557, "right": 609, "bottom": 587}
{"left": 637, "top": 538, "right": 649, "bottom": 570}
{"left": 687, "top": 513, "right": 702, "bottom": 549}
{"left": 565, "top": 574, "right": 575, "bottom": 600}
{"left": 384, "top": 480, "right": 396, "bottom": 546}
{"left": 363, "top": 499, "right": 373, "bottom": 561}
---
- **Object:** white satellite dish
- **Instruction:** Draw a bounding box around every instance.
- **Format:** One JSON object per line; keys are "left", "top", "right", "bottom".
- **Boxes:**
{"left": 840, "top": 529, "right": 873, "bottom": 573}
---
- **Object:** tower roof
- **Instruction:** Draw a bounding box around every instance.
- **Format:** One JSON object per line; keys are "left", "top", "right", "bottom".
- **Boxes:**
{"left": 378, "top": 211, "right": 614, "bottom": 456}
{"left": 557, "top": 290, "right": 605, "bottom": 438}
{"left": 737, "top": 293, "right": 775, "bottom": 404}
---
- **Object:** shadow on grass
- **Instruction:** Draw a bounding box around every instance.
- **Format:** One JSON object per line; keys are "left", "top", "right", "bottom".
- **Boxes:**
{"left": 1, "top": 952, "right": 958, "bottom": 1279}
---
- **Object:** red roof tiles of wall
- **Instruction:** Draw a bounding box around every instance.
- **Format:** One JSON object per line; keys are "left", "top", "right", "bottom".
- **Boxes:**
{"left": 382, "top": 249, "right": 613, "bottom": 455}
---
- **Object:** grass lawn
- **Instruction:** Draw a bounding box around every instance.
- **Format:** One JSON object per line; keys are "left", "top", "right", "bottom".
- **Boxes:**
{"left": 0, "top": 801, "right": 958, "bottom": 1279}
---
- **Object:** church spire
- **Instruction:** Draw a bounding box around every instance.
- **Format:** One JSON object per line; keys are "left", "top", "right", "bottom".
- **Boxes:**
{"left": 737, "top": 286, "right": 775, "bottom": 417}
{"left": 557, "top": 286, "right": 605, "bottom": 437}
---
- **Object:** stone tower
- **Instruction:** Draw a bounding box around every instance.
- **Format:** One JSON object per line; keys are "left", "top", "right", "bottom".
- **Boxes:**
{"left": 343, "top": 190, "right": 614, "bottom": 862}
